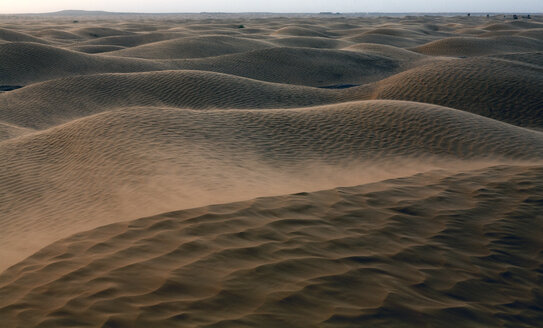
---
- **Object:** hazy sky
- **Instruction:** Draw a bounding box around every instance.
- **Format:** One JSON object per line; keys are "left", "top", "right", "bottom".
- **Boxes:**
{"left": 1, "top": 0, "right": 542, "bottom": 14}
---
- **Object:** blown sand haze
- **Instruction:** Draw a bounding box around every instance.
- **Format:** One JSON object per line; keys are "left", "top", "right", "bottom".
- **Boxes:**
{"left": 0, "top": 13, "right": 542, "bottom": 327}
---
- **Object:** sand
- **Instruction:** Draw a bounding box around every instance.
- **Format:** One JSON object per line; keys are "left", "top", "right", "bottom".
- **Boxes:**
{"left": 0, "top": 13, "right": 542, "bottom": 327}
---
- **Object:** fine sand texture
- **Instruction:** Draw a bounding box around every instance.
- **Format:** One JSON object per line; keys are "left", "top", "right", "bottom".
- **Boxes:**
{"left": 0, "top": 13, "right": 542, "bottom": 327}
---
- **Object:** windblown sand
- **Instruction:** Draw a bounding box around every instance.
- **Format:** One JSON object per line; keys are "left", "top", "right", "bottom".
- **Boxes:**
{"left": 0, "top": 13, "right": 542, "bottom": 327}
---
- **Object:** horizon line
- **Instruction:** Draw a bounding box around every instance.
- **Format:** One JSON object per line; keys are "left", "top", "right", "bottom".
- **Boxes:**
{"left": 1, "top": 9, "right": 541, "bottom": 15}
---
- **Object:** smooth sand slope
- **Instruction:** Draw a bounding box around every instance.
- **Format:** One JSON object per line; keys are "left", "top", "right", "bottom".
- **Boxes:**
{"left": 0, "top": 13, "right": 542, "bottom": 328}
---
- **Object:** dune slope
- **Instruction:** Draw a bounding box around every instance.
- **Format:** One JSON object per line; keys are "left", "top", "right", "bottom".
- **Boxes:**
{"left": 413, "top": 36, "right": 543, "bottom": 57}
{"left": 0, "top": 164, "right": 541, "bottom": 328}
{"left": 0, "top": 27, "right": 49, "bottom": 44}
{"left": 176, "top": 47, "right": 408, "bottom": 86}
{"left": 109, "top": 35, "right": 274, "bottom": 59}
{"left": 366, "top": 57, "right": 543, "bottom": 128}
{"left": 0, "top": 100, "right": 542, "bottom": 270}
{"left": 0, "top": 42, "right": 168, "bottom": 85}
{"left": 0, "top": 70, "right": 358, "bottom": 130}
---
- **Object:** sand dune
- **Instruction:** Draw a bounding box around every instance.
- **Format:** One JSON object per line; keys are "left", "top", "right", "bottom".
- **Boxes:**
{"left": 78, "top": 32, "right": 186, "bottom": 47}
{"left": 482, "top": 22, "right": 528, "bottom": 31}
{"left": 109, "top": 35, "right": 274, "bottom": 59}
{"left": 413, "top": 36, "right": 543, "bottom": 57}
{"left": 270, "top": 36, "right": 351, "bottom": 49}
{"left": 502, "top": 20, "right": 543, "bottom": 30}
{"left": 71, "top": 44, "right": 127, "bottom": 54}
{"left": 344, "top": 26, "right": 441, "bottom": 48}
{"left": 1, "top": 100, "right": 542, "bottom": 270}
{"left": 0, "top": 43, "right": 419, "bottom": 87}
{"left": 71, "top": 26, "right": 135, "bottom": 38}
{"left": 31, "top": 29, "right": 84, "bottom": 41}
{"left": 361, "top": 27, "right": 431, "bottom": 38}
{"left": 1, "top": 60, "right": 541, "bottom": 132}
{"left": 273, "top": 26, "right": 332, "bottom": 37}
{"left": 0, "top": 13, "right": 542, "bottom": 327}
{"left": 341, "top": 42, "right": 424, "bottom": 61}
{"left": 366, "top": 57, "right": 543, "bottom": 128}
{"left": 0, "top": 164, "right": 541, "bottom": 327}
{"left": 0, "top": 70, "right": 356, "bottom": 129}
{"left": 453, "top": 27, "right": 486, "bottom": 35}
{"left": 0, "top": 42, "right": 172, "bottom": 85}
{"left": 0, "top": 27, "right": 49, "bottom": 44}
{"left": 177, "top": 47, "right": 410, "bottom": 86}
{"left": 345, "top": 32, "right": 429, "bottom": 48}
{"left": 490, "top": 51, "right": 543, "bottom": 66}
{"left": 0, "top": 121, "right": 34, "bottom": 141}
{"left": 518, "top": 28, "right": 543, "bottom": 40}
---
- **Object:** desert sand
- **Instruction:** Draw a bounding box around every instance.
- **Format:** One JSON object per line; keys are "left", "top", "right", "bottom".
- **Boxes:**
{"left": 0, "top": 12, "right": 542, "bottom": 327}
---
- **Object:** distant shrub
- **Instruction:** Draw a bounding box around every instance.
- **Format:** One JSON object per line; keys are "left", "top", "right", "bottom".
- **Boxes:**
{"left": 238, "top": 25, "right": 245, "bottom": 28}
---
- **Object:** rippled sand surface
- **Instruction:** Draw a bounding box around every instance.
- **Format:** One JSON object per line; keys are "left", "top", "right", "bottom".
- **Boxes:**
{"left": 0, "top": 12, "right": 542, "bottom": 327}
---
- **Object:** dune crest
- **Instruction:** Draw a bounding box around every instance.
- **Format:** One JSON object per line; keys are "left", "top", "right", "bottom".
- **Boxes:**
{"left": 1, "top": 100, "right": 542, "bottom": 270}
{"left": 1, "top": 164, "right": 542, "bottom": 327}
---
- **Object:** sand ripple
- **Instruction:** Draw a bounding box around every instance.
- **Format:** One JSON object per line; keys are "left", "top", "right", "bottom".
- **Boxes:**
{"left": 1, "top": 165, "right": 542, "bottom": 327}
{"left": 0, "top": 13, "right": 542, "bottom": 327}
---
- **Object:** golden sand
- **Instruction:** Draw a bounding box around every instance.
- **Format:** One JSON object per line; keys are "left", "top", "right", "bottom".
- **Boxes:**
{"left": 0, "top": 13, "right": 542, "bottom": 327}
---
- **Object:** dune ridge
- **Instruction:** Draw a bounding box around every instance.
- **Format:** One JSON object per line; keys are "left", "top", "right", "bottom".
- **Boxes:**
{"left": 174, "top": 47, "right": 409, "bottom": 86}
{"left": 1, "top": 100, "right": 542, "bottom": 271}
{"left": 0, "top": 43, "right": 419, "bottom": 87}
{"left": 363, "top": 57, "right": 543, "bottom": 128}
{"left": 0, "top": 42, "right": 169, "bottom": 85}
{"left": 108, "top": 35, "right": 275, "bottom": 59}
{"left": 0, "top": 70, "right": 356, "bottom": 130}
{"left": 412, "top": 35, "right": 543, "bottom": 56}
{"left": 1, "top": 164, "right": 542, "bottom": 327}
{"left": 0, "top": 121, "right": 34, "bottom": 140}
{"left": 0, "top": 27, "right": 49, "bottom": 44}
